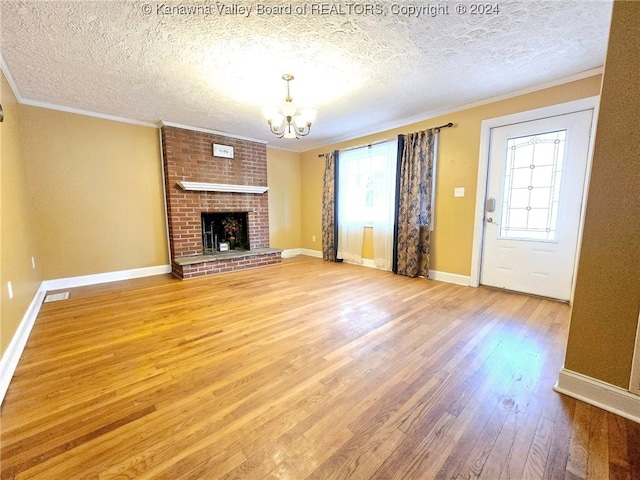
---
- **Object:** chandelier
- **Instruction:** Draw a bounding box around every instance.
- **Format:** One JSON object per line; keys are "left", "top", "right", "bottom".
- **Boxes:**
{"left": 261, "top": 74, "right": 317, "bottom": 139}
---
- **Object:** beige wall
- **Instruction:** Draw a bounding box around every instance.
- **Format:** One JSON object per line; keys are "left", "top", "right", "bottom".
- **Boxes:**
{"left": 267, "top": 148, "right": 302, "bottom": 250}
{"left": 18, "top": 106, "right": 168, "bottom": 279}
{"left": 300, "top": 75, "right": 602, "bottom": 276}
{"left": 564, "top": 1, "right": 640, "bottom": 389}
{"left": 362, "top": 227, "right": 374, "bottom": 260}
{"left": 1, "top": 72, "right": 43, "bottom": 355}
{"left": 300, "top": 150, "right": 325, "bottom": 252}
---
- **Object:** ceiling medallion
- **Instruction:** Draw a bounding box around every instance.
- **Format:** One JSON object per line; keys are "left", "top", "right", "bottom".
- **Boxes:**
{"left": 261, "top": 74, "right": 317, "bottom": 139}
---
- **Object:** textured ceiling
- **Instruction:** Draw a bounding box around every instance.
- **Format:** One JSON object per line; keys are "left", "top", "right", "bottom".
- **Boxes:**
{"left": 0, "top": 0, "right": 613, "bottom": 151}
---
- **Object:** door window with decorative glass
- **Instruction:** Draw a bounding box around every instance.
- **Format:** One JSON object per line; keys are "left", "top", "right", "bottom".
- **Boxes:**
{"left": 499, "top": 130, "right": 566, "bottom": 241}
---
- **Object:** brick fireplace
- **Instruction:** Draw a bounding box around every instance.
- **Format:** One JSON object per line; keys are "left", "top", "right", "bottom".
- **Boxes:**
{"left": 161, "top": 125, "right": 281, "bottom": 279}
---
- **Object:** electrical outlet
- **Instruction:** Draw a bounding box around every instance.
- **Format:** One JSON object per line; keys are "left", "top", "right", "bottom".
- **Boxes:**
{"left": 312, "top": 235, "right": 316, "bottom": 242}
{"left": 454, "top": 187, "right": 465, "bottom": 197}
{"left": 7, "top": 281, "right": 13, "bottom": 300}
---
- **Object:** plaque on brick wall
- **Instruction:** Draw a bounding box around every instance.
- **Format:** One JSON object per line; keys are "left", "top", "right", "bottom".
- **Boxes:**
{"left": 213, "top": 144, "right": 234, "bottom": 159}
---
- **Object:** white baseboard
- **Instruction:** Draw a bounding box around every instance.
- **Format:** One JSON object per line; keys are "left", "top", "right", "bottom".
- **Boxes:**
{"left": 630, "top": 314, "right": 640, "bottom": 395}
{"left": 554, "top": 368, "right": 640, "bottom": 424}
{"left": 362, "top": 259, "right": 376, "bottom": 269}
{"left": 281, "top": 248, "right": 322, "bottom": 259}
{"left": 428, "top": 269, "right": 472, "bottom": 286}
{"left": 42, "top": 264, "right": 171, "bottom": 291}
{"left": 299, "top": 249, "right": 323, "bottom": 258}
{"left": 281, "top": 249, "right": 301, "bottom": 259}
{"left": 343, "top": 258, "right": 392, "bottom": 271}
{"left": 0, "top": 283, "right": 47, "bottom": 405}
{"left": 0, "top": 264, "right": 171, "bottom": 405}
{"left": 291, "top": 252, "right": 473, "bottom": 286}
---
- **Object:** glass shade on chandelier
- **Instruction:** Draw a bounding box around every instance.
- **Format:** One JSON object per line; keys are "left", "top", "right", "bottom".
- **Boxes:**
{"left": 261, "top": 74, "right": 317, "bottom": 139}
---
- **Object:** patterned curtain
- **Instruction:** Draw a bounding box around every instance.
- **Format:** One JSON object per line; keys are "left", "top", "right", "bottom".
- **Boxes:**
{"left": 394, "top": 129, "right": 436, "bottom": 277}
{"left": 322, "top": 150, "right": 338, "bottom": 262}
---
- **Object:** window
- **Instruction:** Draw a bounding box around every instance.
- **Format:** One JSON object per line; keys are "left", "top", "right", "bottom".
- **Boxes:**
{"left": 338, "top": 143, "right": 396, "bottom": 225}
{"left": 499, "top": 130, "right": 566, "bottom": 241}
{"left": 337, "top": 140, "right": 397, "bottom": 269}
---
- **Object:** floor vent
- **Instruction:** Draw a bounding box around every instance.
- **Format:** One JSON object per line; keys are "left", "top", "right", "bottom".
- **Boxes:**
{"left": 44, "top": 292, "right": 70, "bottom": 303}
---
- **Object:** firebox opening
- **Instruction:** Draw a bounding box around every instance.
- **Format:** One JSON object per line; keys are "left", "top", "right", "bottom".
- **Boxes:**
{"left": 201, "top": 212, "right": 250, "bottom": 254}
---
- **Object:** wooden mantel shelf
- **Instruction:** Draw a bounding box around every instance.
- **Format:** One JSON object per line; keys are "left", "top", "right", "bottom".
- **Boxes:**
{"left": 177, "top": 181, "right": 269, "bottom": 194}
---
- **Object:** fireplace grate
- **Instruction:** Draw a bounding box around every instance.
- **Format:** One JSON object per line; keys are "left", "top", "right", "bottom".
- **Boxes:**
{"left": 201, "top": 212, "right": 250, "bottom": 254}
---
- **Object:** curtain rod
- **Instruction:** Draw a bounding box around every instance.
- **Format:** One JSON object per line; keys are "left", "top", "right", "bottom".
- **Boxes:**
{"left": 434, "top": 122, "right": 454, "bottom": 131}
{"left": 318, "top": 139, "right": 390, "bottom": 157}
{"left": 342, "top": 138, "right": 391, "bottom": 153}
{"left": 318, "top": 122, "right": 453, "bottom": 157}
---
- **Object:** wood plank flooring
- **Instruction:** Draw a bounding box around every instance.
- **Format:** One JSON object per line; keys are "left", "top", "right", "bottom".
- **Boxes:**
{"left": 1, "top": 256, "right": 638, "bottom": 479}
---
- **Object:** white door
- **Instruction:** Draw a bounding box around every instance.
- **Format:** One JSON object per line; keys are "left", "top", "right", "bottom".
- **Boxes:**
{"left": 480, "top": 110, "right": 593, "bottom": 301}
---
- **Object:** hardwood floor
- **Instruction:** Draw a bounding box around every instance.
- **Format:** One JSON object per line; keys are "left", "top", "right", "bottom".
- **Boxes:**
{"left": 1, "top": 256, "right": 638, "bottom": 479}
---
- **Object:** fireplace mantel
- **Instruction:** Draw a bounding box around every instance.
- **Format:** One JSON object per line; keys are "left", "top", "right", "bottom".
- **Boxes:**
{"left": 177, "top": 181, "right": 269, "bottom": 194}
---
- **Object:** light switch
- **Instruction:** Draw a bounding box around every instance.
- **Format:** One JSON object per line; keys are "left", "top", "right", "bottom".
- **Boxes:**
{"left": 454, "top": 187, "right": 465, "bottom": 197}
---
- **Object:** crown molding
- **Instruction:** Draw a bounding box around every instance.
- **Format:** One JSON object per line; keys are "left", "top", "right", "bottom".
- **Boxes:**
{"left": 20, "top": 98, "right": 159, "bottom": 128}
{"left": 1, "top": 48, "right": 603, "bottom": 153}
{"left": 300, "top": 67, "right": 604, "bottom": 152}
{"left": 0, "top": 52, "right": 24, "bottom": 102}
{"left": 1, "top": 52, "right": 158, "bottom": 128}
{"left": 266, "top": 144, "right": 302, "bottom": 153}
{"left": 161, "top": 121, "right": 268, "bottom": 144}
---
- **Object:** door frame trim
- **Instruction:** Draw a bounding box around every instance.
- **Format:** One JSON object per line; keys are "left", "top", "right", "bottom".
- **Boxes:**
{"left": 469, "top": 96, "right": 600, "bottom": 303}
